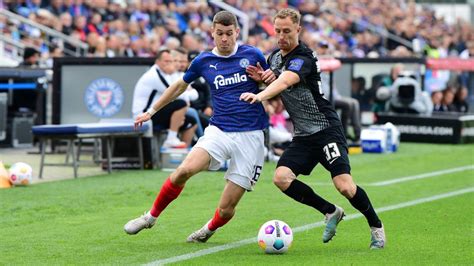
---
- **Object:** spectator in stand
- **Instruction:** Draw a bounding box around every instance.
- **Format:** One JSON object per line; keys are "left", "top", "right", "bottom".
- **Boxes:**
{"left": 440, "top": 88, "right": 457, "bottom": 112}
{"left": 59, "top": 12, "right": 73, "bottom": 35}
{"left": 20, "top": 47, "right": 40, "bottom": 67}
{"left": 164, "top": 37, "right": 181, "bottom": 50}
{"left": 45, "top": 44, "right": 64, "bottom": 68}
{"left": 432, "top": 91, "right": 444, "bottom": 112}
{"left": 459, "top": 41, "right": 474, "bottom": 88}
{"left": 73, "top": 15, "right": 87, "bottom": 42}
{"left": 453, "top": 86, "right": 469, "bottom": 113}
{"left": 87, "top": 12, "right": 108, "bottom": 36}
{"left": 105, "top": 35, "right": 122, "bottom": 57}
{"left": 68, "top": 0, "right": 89, "bottom": 18}
{"left": 47, "top": 0, "right": 66, "bottom": 16}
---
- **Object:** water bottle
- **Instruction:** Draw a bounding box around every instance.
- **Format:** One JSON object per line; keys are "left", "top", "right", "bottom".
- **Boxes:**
{"left": 385, "top": 127, "right": 393, "bottom": 153}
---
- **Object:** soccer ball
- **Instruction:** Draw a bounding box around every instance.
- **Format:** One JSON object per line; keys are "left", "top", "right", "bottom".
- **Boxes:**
{"left": 9, "top": 162, "right": 33, "bottom": 186}
{"left": 258, "top": 220, "right": 293, "bottom": 254}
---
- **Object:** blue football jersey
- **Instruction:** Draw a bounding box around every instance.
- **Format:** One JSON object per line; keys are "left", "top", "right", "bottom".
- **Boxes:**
{"left": 183, "top": 45, "right": 269, "bottom": 132}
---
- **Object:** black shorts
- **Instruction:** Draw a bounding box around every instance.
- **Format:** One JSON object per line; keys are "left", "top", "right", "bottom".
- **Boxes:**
{"left": 277, "top": 126, "right": 351, "bottom": 178}
{"left": 151, "top": 99, "right": 196, "bottom": 130}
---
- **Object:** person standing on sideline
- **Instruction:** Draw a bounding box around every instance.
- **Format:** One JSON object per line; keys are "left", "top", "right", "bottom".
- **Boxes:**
{"left": 241, "top": 8, "right": 385, "bottom": 249}
{"left": 124, "top": 11, "right": 270, "bottom": 243}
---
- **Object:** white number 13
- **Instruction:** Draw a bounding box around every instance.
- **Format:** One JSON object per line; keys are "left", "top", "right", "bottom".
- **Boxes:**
{"left": 323, "top": 143, "right": 341, "bottom": 161}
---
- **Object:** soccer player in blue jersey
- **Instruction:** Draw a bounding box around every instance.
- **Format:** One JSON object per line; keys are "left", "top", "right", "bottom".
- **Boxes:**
{"left": 124, "top": 11, "right": 270, "bottom": 243}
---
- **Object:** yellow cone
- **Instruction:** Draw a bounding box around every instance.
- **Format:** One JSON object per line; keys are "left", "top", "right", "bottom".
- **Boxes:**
{"left": 0, "top": 161, "right": 12, "bottom": 189}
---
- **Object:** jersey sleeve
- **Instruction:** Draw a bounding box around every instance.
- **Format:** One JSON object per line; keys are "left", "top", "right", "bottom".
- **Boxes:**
{"left": 183, "top": 54, "right": 202, "bottom": 84}
{"left": 254, "top": 48, "right": 269, "bottom": 70}
{"left": 284, "top": 55, "right": 313, "bottom": 81}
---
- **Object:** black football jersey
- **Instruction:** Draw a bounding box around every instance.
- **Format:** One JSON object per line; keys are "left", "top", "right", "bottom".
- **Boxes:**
{"left": 267, "top": 42, "right": 341, "bottom": 136}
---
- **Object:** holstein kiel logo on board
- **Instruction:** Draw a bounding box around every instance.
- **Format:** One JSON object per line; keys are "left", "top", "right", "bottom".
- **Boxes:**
{"left": 84, "top": 78, "right": 124, "bottom": 117}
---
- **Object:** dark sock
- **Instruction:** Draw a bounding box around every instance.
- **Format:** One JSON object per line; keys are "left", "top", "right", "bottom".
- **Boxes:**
{"left": 349, "top": 186, "right": 382, "bottom": 228}
{"left": 283, "top": 179, "right": 335, "bottom": 215}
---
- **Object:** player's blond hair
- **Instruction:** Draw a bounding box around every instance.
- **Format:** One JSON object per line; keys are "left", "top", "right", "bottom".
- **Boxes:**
{"left": 273, "top": 8, "right": 301, "bottom": 25}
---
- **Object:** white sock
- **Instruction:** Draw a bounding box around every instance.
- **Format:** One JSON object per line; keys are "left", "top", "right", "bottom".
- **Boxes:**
{"left": 166, "top": 130, "right": 178, "bottom": 140}
{"left": 146, "top": 211, "right": 157, "bottom": 222}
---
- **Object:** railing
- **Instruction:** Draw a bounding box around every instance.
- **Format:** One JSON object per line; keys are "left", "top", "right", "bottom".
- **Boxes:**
{"left": 321, "top": 6, "right": 415, "bottom": 51}
{"left": 0, "top": 9, "right": 88, "bottom": 57}
{"left": 0, "top": 34, "right": 27, "bottom": 64}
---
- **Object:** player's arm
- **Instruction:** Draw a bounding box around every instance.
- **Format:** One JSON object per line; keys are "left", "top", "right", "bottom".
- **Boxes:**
{"left": 134, "top": 78, "right": 189, "bottom": 129}
{"left": 240, "top": 71, "right": 300, "bottom": 104}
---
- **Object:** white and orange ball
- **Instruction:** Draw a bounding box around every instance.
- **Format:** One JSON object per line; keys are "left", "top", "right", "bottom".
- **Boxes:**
{"left": 258, "top": 220, "right": 293, "bottom": 254}
{"left": 9, "top": 162, "right": 33, "bottom": 186}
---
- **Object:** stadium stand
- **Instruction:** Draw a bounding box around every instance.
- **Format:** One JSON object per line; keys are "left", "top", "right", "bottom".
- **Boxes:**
{"left": 1, "top": 0, "right": 472, "bottom": 173}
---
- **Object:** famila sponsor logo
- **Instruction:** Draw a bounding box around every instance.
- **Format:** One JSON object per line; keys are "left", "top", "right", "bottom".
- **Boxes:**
{"left": 213, "top": 73, "right": 247, "bottom": 90}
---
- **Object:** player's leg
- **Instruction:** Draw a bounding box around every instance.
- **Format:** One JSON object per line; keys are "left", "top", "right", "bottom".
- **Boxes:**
{"left": 187, "top": 180, "right": 246, "bottom": 243}
{"left": 275, "top": 137, "right": 343, "bottom": 243}
{"left": 332, "top": 174, "right": 385, "bottom": 249}
{"left": 273, "top": 166, "right": 343, "bottom": 243}
{"left": 321, "top": 126, "right": 384, "bottom": 248}
{"left": 187, "top": 129, "right": 264, "bottom": 243}
{"left": 273, "top": 166, "right": 337, "bottom": 216}
{"left": 124, "top": 147, "right": 211, "bottom": 235}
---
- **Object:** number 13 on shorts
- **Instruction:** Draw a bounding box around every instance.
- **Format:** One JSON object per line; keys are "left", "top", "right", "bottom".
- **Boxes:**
{"left": 323, "top": 143, "right": 341, "bottom": 164}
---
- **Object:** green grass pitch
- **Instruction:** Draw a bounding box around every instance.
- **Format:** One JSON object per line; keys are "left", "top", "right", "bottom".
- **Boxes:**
{"left": 1, "top": 143, "right": 473, "bottom": 265}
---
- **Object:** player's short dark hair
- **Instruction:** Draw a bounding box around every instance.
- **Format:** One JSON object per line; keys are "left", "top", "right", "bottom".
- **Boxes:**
{"left": 273, "top": 8, "right": 301, "bottom": 25}
{"left": 213, "top": 11, "right": 239, "bottom": 28}
{"left": 156, "top": 49, "right": 171, "bottom": 60}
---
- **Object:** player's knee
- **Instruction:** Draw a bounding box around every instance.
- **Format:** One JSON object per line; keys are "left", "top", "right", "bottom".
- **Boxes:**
{"left": 272, "top": 175, "right": 286, "bottom": 190}
{"left": 173, "top": 165, "right": 193, "bottom": 182}
{"left": 273, "top": 168, "right": 294, "bottom": 191}
{"left": 333, "top": 174, "right": 356, "bottom": 198}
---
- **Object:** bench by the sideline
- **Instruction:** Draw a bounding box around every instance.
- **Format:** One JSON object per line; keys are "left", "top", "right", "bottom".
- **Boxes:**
{"left": 32, "top": 122, "right": 148, "bottom": 178}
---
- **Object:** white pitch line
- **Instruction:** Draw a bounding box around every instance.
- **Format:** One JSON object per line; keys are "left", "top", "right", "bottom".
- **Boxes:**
{"left": 306, "top": 165, "right": 474, "bottom": 187}
{"left": 145, "top": 187, "right": 474, "bottom": 266}
{"left": 370, "top": 165, "right": 474, "bottom": 186}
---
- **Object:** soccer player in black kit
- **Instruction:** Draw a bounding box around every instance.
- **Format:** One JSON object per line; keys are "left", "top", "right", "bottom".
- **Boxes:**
{"left": 240, "top": 8, "right": 385, "bottom": 249}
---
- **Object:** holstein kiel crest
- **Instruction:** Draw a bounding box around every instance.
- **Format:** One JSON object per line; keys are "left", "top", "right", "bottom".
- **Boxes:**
{"left": 84, "top": 78, "right": 124, "bottom": 117}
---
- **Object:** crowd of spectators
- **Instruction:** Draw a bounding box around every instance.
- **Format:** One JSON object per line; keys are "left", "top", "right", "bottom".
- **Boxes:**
{"left": 1, "top": 0, "right": 471, "bottom": 146}
{"left": 1, "top": 0, "right": 472, "bottom": 63}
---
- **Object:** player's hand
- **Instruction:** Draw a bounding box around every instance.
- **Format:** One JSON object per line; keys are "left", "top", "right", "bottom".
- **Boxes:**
{"left": 261, "top": 69, "right": 276, "bottom": 84}
{"left": 203, "top": 106, "right": 213, "bottom": 116}
{"left": 240, "top": 92, "right": 261, "bottom": 104}
{"left": 246, "top": 62, "right": 264, "bottom": 82}
{"left": 134, "top": 112, "right": 151, "bottom": 130}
